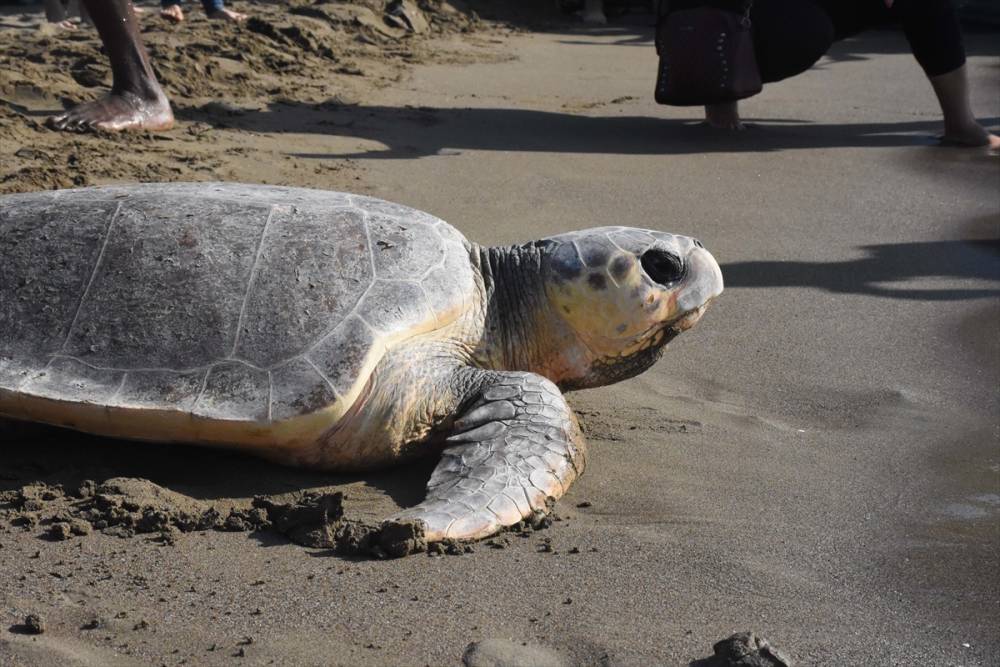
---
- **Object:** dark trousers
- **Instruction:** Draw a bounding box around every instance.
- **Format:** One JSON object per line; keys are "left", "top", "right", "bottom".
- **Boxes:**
{"left": 668, "top": 0, "right": 966, "bottom": 83}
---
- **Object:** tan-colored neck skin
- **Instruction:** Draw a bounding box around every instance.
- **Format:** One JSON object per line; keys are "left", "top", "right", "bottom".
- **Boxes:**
{"left": 473, "top": 244, "right": 595, "bottom": 388}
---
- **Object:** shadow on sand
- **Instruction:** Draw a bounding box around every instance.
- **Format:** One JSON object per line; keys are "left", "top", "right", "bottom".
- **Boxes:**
{"left": 169, "top": 26, "right": 1000, "bottom": 160}
{"left": 180, "top": 98, "right": 998, "bottom": 160}
{"left": 722, "top": 236, "right": 1000, "bottom": 300}
{"left": 0, "top": 419, "right": 432, "bottom": 508}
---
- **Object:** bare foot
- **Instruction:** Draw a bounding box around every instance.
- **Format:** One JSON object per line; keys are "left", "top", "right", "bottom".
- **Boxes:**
{"left": 207, "top": 7, "right": 246, "bottom": 22}
{"left": 53, "top": 19, "right": 78, "bottom": 30}
{"left": 160, "top": 4, "right": 183, "bottom": 22}
{"left": 704, "top": 101, "right": 745, "bottom": 130}
{"left": 47, "top": 90, "right": 174, "bottom": 133}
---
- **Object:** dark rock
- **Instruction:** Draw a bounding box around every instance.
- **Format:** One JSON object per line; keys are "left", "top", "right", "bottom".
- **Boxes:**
{"left": 694, "top": 632, "right": 792, "bottom": 667}
{"left": 47, "top": 522, "right": 73, "bottom": 540}
{"left": 24, "top": 614, "right": 44, "bottom": 634}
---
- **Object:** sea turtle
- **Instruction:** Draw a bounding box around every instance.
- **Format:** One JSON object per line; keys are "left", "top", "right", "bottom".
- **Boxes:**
{"left": 0, "top": 182, "right": 723, "bottom": 544}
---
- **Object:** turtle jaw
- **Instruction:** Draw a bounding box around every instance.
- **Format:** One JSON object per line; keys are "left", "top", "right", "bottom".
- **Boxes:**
{"left": 669, "top": 298, "right": 715, "bottom": 334}
{"left": 617, "top": 296, "right": 714, "bottom": 357}
{"left": 562, "top": 292, "right": 719, "bottom": 391}
{"left": 672, "top": 306, "right": 704, "bottom": 332}
{"left": 558, "top": 325, "right": 675, "bottom": 391}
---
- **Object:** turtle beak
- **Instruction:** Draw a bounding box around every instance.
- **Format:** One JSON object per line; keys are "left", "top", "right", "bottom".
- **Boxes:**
{"left": 676, "top": 246, "right": 723, "bottom": 315}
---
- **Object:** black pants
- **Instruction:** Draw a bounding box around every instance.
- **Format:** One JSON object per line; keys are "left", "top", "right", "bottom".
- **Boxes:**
{"left": 668, "top": 0, "right": 966, "bottom": 83}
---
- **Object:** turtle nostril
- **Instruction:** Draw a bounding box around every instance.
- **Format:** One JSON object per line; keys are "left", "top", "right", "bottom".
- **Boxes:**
{"left": 640, "top": 248, "right": 685, "bottom": 285}
{"left": 693, "top": 238, "right": 704, "bottom": 249}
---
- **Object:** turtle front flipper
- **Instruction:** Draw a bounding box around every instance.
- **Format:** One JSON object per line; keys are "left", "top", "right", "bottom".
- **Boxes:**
{"left": 387, "top": 371, "right": 587, "bottom": 543}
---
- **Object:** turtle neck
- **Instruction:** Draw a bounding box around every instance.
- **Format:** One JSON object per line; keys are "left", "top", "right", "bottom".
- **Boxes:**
{"left": 474, "top": 243, "right": 588, "bottom": 386}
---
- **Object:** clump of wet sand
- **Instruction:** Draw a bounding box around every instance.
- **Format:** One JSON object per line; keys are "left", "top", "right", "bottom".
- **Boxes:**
{"left": 3, "top": 478, "right": 380, "bottom": 553}
{"left": 1, "top": 474, "right": 560, "bottom": 558}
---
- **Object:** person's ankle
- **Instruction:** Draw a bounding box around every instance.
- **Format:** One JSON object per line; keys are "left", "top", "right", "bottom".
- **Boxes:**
{"left": 704, "top": 101, "right": 743, "bottom": 130}
{"left": 115, "top": 82, "right": 169, "bottom": 106}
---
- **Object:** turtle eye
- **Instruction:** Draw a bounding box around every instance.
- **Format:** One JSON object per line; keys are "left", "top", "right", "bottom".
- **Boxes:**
{"left": 640, "top": 249, "right": 685, "bottom": 285}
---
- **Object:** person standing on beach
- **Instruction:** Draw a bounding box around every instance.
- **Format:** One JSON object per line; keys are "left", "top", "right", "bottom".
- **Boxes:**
{"left": 160, "top": 0, "right": 245, "bottom": 24}
{"left": 659, "top": 0, "right": 999, "bottom": 148}
{"left": 47, "top": 0, "right": 174, "bottom": 132}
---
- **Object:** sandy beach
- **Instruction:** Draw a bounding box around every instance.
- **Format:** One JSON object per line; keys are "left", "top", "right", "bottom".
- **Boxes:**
{"left": 1, "top": 3, "right": 998, "bottom": 666}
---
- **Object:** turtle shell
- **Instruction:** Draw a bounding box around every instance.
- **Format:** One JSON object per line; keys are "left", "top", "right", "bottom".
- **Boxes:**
{"left": 0, "top": 183, "right": 476, "bottom": 451}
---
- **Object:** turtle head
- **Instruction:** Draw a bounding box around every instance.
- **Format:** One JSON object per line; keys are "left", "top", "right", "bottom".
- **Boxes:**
{"left": 537, "top": 227, "right": 723, "bottom": 389}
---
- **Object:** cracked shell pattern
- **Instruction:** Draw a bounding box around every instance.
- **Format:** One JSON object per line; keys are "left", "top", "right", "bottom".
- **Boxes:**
{"left": 0, "top": 183, "right": 476, "bottom": 426}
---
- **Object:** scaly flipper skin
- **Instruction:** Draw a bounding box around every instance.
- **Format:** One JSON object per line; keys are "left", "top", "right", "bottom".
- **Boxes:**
{"left": 388, "top": 371, "right": 586, "bottom": 542}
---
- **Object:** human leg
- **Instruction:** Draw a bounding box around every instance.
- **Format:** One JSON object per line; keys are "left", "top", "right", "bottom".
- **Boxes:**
{"left": 47, "top": 0, "right": 174, "bottom": 132}
{"left": 819, "top": 0, "right": 996, "bottom": 147}
{"left": 704, "top": 102, "right": 743, "bottom": 130}
{"left": 894, "top": 0, "right": 997, "bottom": 147}
{"left": 929, "top": 65, "right": 999, "bottom": 148}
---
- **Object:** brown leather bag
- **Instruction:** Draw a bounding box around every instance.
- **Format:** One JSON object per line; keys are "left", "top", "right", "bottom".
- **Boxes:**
{"left": 654, "top": 1, "right": 762, "bottom": 106}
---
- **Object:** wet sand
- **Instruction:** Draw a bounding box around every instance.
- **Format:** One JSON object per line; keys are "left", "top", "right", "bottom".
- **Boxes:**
{"left": 2, "top": 6, "right": 999, "bottom": 667}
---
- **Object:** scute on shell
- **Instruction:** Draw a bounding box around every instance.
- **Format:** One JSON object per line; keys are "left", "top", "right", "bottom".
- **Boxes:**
{"left": 0, "top": 183, "right": 476, "bottom": 435}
